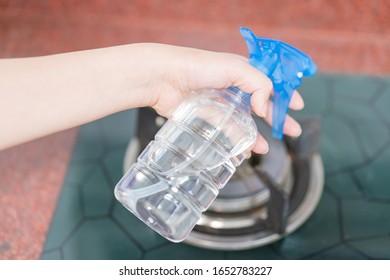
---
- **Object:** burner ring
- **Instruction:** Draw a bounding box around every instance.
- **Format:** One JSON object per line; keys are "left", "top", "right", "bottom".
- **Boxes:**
{"left": 185, "top": 154, "right": 323, "bottom": 250}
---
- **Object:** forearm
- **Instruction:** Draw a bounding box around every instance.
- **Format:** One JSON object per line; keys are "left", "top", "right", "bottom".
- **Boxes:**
{"left": 0, "top": 44, "right": 155, "bottom": 150}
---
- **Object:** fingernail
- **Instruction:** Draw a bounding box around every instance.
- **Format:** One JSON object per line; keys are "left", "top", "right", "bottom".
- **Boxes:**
{"left": 294, "top": 125, "right": 302, "bottom": 137}
{"left": 263, "top": 144, "right": 269, "bottom": 154}
{"left": 293, "top": 97, "right": 305, "bottom": 109}
{"left": 259, "top": 142, "right": 269, "bottom": 154}
{"left": 260, "top": 102, "right": 268, "bottom": 117}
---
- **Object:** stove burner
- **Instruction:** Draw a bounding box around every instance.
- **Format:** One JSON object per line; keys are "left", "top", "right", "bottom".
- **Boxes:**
{"left": 208, "top": 120, "right": 293, "bottom": 213}
{"left": 123, "top": 108, "right": 324, "bottom": 250}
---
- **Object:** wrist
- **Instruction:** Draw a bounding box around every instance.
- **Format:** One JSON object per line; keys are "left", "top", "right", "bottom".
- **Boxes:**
{"left": 99, "top": 43, "right": 170, "bottom": 113}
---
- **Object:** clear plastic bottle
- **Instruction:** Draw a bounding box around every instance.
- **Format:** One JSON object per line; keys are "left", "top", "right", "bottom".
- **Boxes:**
{"left": 114, "top": 87, "right": 257, "bottom": 242}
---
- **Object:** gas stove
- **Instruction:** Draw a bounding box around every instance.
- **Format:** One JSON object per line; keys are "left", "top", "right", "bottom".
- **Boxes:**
{"left": 123, "top": 108, "right": 324, "bottom": 250}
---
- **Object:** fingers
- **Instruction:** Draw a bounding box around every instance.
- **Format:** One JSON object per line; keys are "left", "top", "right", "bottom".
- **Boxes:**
{"left": 230, "top": 69, "right": 303, "bottom": 117}
{"left": 270, "top": 90, "right": 304, "bottom": 111}
{"left": 252, "top": 105, "right": 302, "bottom": 155}
{"left": 227, "top": 58, "right": 304, "bottom": 117}
{"left": 252, "top": 133, "right": 269, "bottom": 154}
{"left": 224, "top": 57, "right": 303, "bottom": 153}
{"left": 289, "top": 90, "right": 305, "bottom": 110}
{"left": 264, "top": 100, "right": 302, "bottom": 137}
{"left": 182, "top": 51, "right": 304, "bottom": 152}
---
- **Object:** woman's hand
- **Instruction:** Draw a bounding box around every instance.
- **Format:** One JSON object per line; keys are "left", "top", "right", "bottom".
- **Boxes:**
{"left": 130, "top": 44, "right": 304, "bottom": 153}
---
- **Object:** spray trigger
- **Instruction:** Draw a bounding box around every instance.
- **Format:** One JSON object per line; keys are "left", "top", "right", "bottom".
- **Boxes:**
{"left": 240, "top": 27, "right": 317, "bottom": 139}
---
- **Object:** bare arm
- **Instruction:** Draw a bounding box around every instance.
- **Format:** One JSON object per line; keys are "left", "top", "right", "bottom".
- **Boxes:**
{"left": 0, "top": 43, "right": 303, "bottom": 152}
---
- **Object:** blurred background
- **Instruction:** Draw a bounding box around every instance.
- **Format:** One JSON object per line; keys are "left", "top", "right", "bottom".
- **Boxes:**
{"left": 0, "top": 0, "right": 389, "bottom": 260}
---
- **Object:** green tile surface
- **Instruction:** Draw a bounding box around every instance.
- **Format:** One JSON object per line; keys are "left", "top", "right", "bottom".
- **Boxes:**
{"left": 144, "top": 243, "right": 225, "bottom": 260}
{"left": 306, "top": 244, "right": 367, "bottom": 260}
{"left": 349, "top": 237, "right": 390, "bottom": 259}
{"left": 355, "top": 147, "right": 390, "bottom": 199}
{"left": 40, "top": 249, "right": 62, "bottom": 260}
{"left": 82, "top": 168, "right": 112, "bottom": 217}
{"left": 71, "top": 121, "right": 105, "bottom": 161}
{"left": 42, "top": 74, "right": 390, "bottom": 259}
{"left": 294, "top": 77, "right": 329, "bottom": 116}
{"left": 325, "top": 173, "right": 362, "bottom": 198}
{"left": 226, "top": 247, "right": 283, "bottom": 260}
{"left": 332, "top": 75, "right": 384, "bottom": 103}
{"left": 270, "top": 192, "right": 340, "bottom": 259}
{"left": 62, "top": 219, "right": 143, "bottom": 260}
{"left": 320, "top": 115, "right": 365, "bottom": 173}
{"left": 354, "top": 122, "right": 390, "bottom": 159}
{"left": 342, "top": 199, "right": 390, "bottom": 239}
{"left": 43, "top": 186, "right": 84, "bottom": 250}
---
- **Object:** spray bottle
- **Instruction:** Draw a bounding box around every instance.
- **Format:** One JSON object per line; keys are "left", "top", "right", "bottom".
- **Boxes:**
{"left": 114, "top": 27, "right": 317, "bottom": 242}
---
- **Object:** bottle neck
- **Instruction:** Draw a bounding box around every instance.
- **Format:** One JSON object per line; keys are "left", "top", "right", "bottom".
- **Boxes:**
{"left": 226, "top": 87, "right": 252, "bottom": 112}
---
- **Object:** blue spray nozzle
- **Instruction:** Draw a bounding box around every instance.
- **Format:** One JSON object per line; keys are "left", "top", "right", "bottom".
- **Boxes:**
{"left": 239, "top": 27, "right": 317, "bottom": 139}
